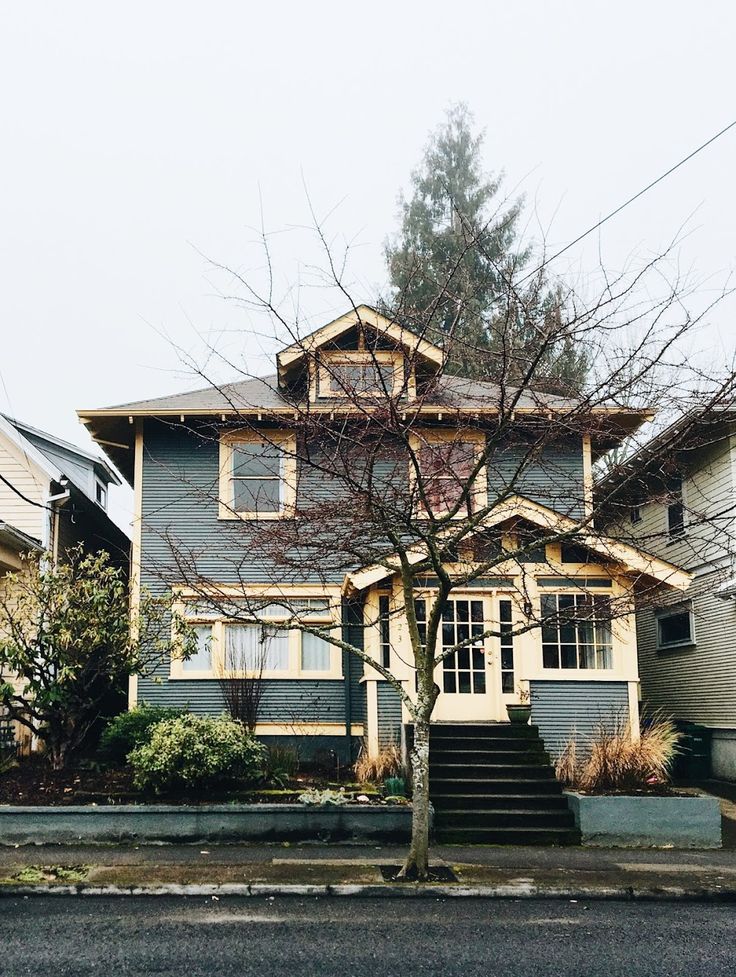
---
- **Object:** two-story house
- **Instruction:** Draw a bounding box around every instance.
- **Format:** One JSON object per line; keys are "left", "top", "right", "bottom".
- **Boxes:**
{"left": 78, "top": 306, "right": 688, "bottom": 780}
{"left": 0, "top": 413, "right": 130, "bottom": 750}
{"left": 597, "top": 409, "right": 736, "bottom": 781}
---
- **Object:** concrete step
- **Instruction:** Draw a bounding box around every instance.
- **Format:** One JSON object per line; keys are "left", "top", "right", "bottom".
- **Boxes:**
{"left": 433, "top": 809, "right": 576, "bottom": 829}
{"left": 430, "top": 724, "right": 540, "bottom": 740}
{"left": 430, "top": 763, "right": 556, "bottom": 780}
{"left": 430, "top": 749, "right": 551, "bottom": 766}
{"left": 430, "top": 776, "right": 562, "bottom": 794}
{"left": 435, "top": 825, "right": 581, "bottom": 846}
{"left": 430, "top": 793, "right": 570, "bottom": 811}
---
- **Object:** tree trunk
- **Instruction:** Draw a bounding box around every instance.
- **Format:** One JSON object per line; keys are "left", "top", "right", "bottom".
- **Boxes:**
{"left": 400, "top": 717, "right": 431, "bottom": 880}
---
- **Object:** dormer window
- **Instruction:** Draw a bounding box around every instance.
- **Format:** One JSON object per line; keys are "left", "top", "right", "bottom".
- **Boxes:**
{"left": 317, "top": 352, "right": 404, "bottom": 399}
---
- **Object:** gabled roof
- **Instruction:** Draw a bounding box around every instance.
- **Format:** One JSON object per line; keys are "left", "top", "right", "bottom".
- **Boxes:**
{"left": 276, "top": 304, "right": 446, "bottom": 381}
{"left": 5, "top": 416, "right": 121, "bottom": 486}
{"left": 342, "top": 494, "right": 691, "bottom": 596}
{"left": 595, "top": 406, "right": 736, "bottom": 502}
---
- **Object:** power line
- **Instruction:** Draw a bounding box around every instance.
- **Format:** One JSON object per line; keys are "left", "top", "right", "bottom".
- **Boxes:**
{"left": 517, "top": 117, "right": 736, "bottom": 286}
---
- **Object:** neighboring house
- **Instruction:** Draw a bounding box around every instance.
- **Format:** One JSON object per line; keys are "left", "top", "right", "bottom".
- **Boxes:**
{"left": 78, "top": 306, "right": 688, "bottom": 765}
{"left": 597, "top": 410, "right": 736, "bottom": 780}
{"left": 0, "top": 414, "right": 130, "bottom": 750}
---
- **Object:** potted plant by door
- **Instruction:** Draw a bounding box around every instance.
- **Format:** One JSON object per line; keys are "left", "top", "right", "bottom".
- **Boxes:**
{"left": 506, "top": 686, "right": 532, "bottom": 725}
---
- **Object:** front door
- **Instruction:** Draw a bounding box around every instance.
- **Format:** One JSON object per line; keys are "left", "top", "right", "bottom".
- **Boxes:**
{"left": 427, "top": 595, "right": 503, "bottom": 722}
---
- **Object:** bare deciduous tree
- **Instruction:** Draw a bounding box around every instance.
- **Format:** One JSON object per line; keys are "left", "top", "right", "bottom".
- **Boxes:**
{"left": 136, "top": 213, "right": 736, "bottom": 879}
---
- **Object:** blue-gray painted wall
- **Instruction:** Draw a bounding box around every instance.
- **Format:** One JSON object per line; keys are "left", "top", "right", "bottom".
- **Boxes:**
{"left": 137, "top": 419, "right": 586, "bottom": 722}
{"left": 530, "top": 680, "right": 630, "bottom": 758}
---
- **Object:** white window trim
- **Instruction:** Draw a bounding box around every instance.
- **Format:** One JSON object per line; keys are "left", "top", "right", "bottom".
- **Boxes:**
{"left": 655, "top": 605, "right": 696, "bottom": 651}
{"left": 665, "top": 477, "right": 687, "bottom": 540}
{"left": 218, "top": 429, "right": 296, "bottom": 521}
{"left": 95, "top": 476, "right": 108, "bottom": 510}
{"left": 409, "top": 428, "right": 488, "bottom": 517}
{"left": 170, "top": 597, "right": 342, "bottom": 680}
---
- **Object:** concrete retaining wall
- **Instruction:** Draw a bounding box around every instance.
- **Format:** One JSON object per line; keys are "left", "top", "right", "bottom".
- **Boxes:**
{"left": 564, "top": 792, "right": 722, "bottom": 848}
{"left": 0, "top": 803, "right": 414, "bottom": 846}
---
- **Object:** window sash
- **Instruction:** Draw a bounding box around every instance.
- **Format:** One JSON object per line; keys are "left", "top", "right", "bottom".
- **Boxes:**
{"left": 225, "top": 623, "right": 289, "bottom": 671}
{"left": 182, "top": 624, "right": 213, "bottom": 672}
{"left": 301, "top": 632, "right": 333, "bottom": 671}
{"left": 656, "top": 609, "right": 694, "bottom": 648}
{"left": 541, "top": 593, "right": 613, "bottom": 670}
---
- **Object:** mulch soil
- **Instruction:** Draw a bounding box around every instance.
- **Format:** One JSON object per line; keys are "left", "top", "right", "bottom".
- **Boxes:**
{"left": 0, "top": 758, "right": 371, "bottom": 806}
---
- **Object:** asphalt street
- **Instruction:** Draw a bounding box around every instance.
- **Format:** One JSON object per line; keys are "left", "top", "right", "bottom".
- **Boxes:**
{"left": 0, "top": 896, "right": 734, "bottom": 977}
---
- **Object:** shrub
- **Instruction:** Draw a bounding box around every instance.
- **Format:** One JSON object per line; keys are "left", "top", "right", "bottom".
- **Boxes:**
{"left": 265, "top": 744, "right": 300, "bottom": 786}
{"left": 298, "top": 787, "right": 348, "bottom": 806}
{"left": 99, "top": 706, "right": 186, "bottom": 764}
{"left": 129, "top": 715, "right": 267, "bottom": 794}
{"left": 354, "top": 740, "right": 402, "bottom": 784}
{"left": 555, "top": 713, "right": 681, "bottom": 792}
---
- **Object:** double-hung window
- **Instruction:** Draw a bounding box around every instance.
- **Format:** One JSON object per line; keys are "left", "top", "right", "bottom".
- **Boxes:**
{"left": 666, "top": 477, "right": 685, "bottom": 538}
{"left": 541, "top": 593, "right": 613, "bottom": 670}
{"left": 219, "top": 431, "right": 296, "bottom": 519}
{"left": 412, "top": 430, "right": 486, "bottom": 516}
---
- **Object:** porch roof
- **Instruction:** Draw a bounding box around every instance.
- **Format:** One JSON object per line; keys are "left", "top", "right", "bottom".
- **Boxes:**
{"left": 341, "top": 495, "right": 691, "bottom": 596}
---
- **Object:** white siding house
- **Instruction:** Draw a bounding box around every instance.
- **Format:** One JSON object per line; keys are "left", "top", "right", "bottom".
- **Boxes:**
{"left": 598, "top": 415, "right": 736, "bottom": 780}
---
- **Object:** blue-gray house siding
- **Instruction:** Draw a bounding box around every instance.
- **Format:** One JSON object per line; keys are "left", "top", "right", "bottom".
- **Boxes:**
{"left": 136, "top": 419, "right": 587, "bottom": 754}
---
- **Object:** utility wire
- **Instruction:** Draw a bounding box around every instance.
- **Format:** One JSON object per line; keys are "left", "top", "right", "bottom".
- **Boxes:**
{"left": 0, "top": 472, "right": 59, "bottom": 512}
{"left": 516, "top": 117, "right": 736, "bottom": 286}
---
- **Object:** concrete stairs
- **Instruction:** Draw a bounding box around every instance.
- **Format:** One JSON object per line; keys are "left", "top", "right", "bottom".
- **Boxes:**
{"left": 429, "top": 723, "right": 580, "bottom": 845}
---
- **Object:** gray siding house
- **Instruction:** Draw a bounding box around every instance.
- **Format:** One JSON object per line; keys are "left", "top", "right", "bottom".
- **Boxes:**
{"left": 598, "top": 411, "right": 736, "bottom": 780}
{"left": 79, "top": 306, "right": 687, "bottom": 765}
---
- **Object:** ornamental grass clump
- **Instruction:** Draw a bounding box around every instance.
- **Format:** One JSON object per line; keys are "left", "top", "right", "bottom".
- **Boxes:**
{"left": 555, "top": 713, "right": 681, "bottom": 793}
{"left": 129, "top": 714, "right": 267, "bottom": 794}
{"left": 354, "top": 740, "right": 402, "bottom": 784}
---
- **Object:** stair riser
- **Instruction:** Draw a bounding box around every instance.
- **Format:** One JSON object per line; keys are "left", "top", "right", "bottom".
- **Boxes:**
{"left": 434, "top": 812, "right": 576, "bottom": 829}
{"left": 431, "top": 726, "right": 540, "bottom": 740}
{"left": 431, "top": 795, "right": 570, "bottom": 811}
{"left": 429, "top": 763, "right": 555, "bottom": 780}
{"left": 436, "top": 829, "right": 580, "bottom": 846}
{"left": 431, "top": 779, "right": 562, "bottom": 795}
{"left": 431, "top": 752, "right": 550, "bottom": 766}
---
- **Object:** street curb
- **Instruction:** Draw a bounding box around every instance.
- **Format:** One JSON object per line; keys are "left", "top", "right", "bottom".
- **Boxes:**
{"left": 2, "top": 882, "right": 736, "bottom": 902}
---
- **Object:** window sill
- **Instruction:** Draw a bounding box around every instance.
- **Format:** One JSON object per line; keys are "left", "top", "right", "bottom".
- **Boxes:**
{"left": 656, "top": 641, "right": 696, "bottom": 652}
{"left": 169, "top": 671, "right": 344, "bottom": 681}
{"left": 218, "top": 510, "right": 291, "bottom": 522}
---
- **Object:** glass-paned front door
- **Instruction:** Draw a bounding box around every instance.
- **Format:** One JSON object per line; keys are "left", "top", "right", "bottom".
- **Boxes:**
{"left": 441, "top": 598, "right": 486, "bottom": 694}
{"left": 416, "top": 595, "right": 505, "bottom": 721}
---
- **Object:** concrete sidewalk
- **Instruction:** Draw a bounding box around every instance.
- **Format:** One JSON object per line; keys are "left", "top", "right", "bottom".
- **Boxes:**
{"left": 3, "top": 842, "right": 736, "bottom": 900}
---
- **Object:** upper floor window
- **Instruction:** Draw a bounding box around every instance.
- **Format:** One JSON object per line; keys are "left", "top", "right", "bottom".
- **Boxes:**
{"left": 630, "top": 505, "right": 642, "bottom": 524}
{"left": 95, "top": 478, "right": 107, "bottom": 510}
{"left": 666, "top": 478, "right": 685, "bottom": 538}
{"left": 316, "top": 351, "right": 404, "bottom": 399}
{"left": 218, "top": 430, "right": 296, "bottom": 520}
{"left": 541, "top": 593, "right": 613, "bottom": 670}
{"left": 412, "top": 430, "right": 486, "bottom": 516}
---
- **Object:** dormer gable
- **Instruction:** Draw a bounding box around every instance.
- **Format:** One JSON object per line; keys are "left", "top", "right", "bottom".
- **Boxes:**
{"left": 276, "top": 304, "right": 445, "bottom": 401}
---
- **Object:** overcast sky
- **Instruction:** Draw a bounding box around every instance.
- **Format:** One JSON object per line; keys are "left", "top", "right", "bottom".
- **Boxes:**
{"left": 2, "top": 1, "right": 735, "bottom": 531}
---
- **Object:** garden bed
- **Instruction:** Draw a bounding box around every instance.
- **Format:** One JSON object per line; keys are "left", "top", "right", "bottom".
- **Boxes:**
{"left": 564, "top": 790, "right": 722, "bottom": 848}
{"left": 0, "top": 758, "right": 386, "bottom": 807}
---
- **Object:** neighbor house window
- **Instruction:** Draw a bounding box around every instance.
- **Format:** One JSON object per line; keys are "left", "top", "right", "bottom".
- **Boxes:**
{"left": 95, "top": 479, "right": 107, "bottom": 509}
{"left": 413, "top": 431, "right": 486, "bottom": 515}
{"left": 630, "top": 506, "right": 642, "bottom": 524}
{"left": 219, "top": 431, "right": 296, "bottom": 520}
{"left": 541, "top": 593, "right": 613, "bottom": 670}
{"left": 666, "top": 478, "right": 685, "bottom": 538}
{"left": 182, "top": 624, "right": 213, "bottom": 673}
{"left": 656, "top": 605, "right": 695, "bottom": 649}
